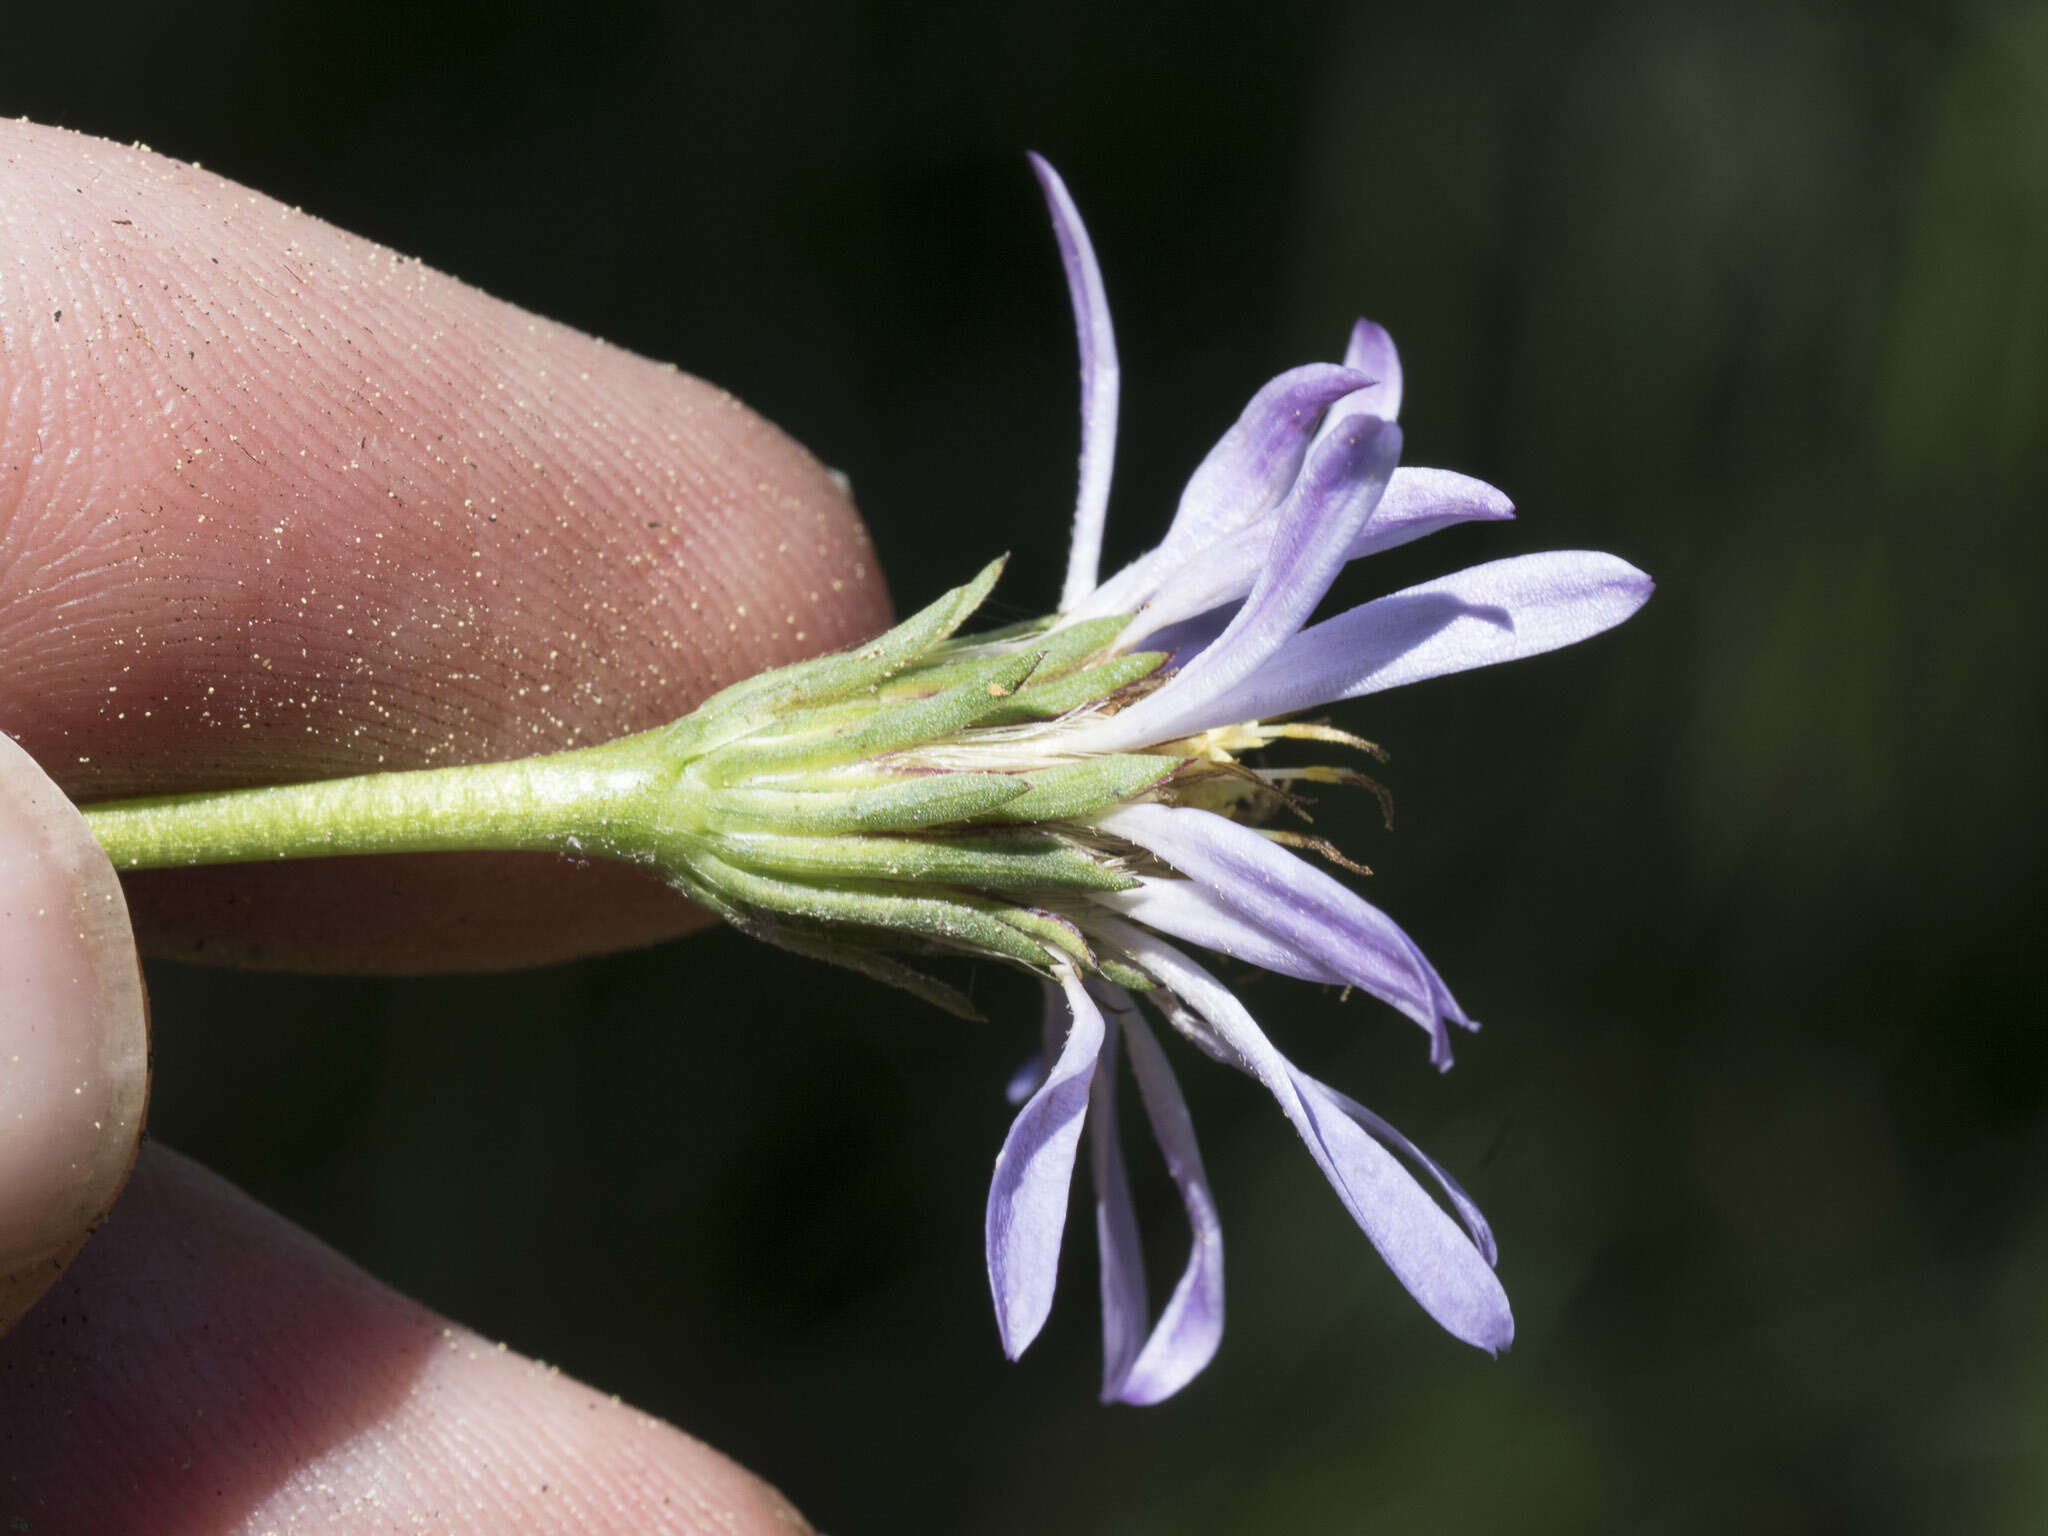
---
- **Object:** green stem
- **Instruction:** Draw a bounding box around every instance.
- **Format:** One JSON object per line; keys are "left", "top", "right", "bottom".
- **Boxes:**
{"left": 81, "top": 735, "right": 672, "bottom": 872}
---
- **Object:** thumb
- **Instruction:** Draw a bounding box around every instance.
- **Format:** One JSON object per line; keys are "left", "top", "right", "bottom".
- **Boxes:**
{"left": 0, "top": 730, "right": 149, "bottom": 1332}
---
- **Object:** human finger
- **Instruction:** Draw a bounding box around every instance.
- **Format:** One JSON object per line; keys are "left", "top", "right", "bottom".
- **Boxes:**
{"left": 0, "top": 731, "right": 149, "bottom": 1333}
{"left": 0, "top": 1146, "right": 814, "bottom": 1534}
{"left": 0, "top": 120, "right": 892, "bottom": 970}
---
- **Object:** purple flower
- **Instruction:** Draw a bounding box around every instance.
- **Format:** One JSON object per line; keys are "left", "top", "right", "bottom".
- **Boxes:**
{"left": 656, "top": 155, "right": 1649, "bottom": 1405}
{"left": 976, "top": 157, "right": 1652, "bottom": 1402}
{"left": 63, "top": 153, "right": 1648, "bottom": 1412}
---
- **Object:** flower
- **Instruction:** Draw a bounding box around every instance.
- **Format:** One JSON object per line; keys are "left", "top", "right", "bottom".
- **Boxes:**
{"left": 975, "top": 156, "right": 1652, "bottom": 1402}
{"left": 74, "top": 150, "right": 1651, "bottom": 1406}
{"left": 636, "top": 155, "right": 1650, "bottom": 1404}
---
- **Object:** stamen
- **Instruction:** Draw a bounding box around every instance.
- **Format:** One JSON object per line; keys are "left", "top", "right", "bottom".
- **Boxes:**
{"left": 1157, "top": 719, "right": 1388, "bottom": 767}
{"left": 1256, "top": 722, "right": 1388, "bottom": 761}
{"left": 1259, "top": 766, "right": 1394, "bottom": 829}
{"left": 1256, "top": 827, "right": 1374, "bottom": 878}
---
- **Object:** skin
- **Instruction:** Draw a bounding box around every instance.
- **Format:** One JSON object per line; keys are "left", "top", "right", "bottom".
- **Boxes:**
{"left": 0, "top": 120, "right": 893, "bottom": 1532}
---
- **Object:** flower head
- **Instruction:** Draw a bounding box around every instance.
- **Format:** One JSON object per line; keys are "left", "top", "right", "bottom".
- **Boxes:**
{"left": 653, "top": 156, "right": 1651, "bottom": 1403}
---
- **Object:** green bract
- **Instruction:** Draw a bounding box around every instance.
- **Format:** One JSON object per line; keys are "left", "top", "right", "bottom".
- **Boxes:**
{"left": 80, "top": 561, "right": 1184, "bottom": 1011}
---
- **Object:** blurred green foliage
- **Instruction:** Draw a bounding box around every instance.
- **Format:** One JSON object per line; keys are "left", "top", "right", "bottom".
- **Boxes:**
{"left": 8, "top": 0, "right": 2045, "bottom": 1529}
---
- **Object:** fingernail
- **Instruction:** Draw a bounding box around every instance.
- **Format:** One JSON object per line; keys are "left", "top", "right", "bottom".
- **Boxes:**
{"left": 0, "top": 733, "right": 149, "bottom": 1325}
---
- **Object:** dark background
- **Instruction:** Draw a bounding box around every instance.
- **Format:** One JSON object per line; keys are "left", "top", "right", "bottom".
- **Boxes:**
{"left": 8, "top": 1, "right": 2047, "bottom": 1530}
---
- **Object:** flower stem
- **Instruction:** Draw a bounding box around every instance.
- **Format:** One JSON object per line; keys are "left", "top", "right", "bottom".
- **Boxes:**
{"left": 80, "top": 734, "right": 672, "bottom": 872}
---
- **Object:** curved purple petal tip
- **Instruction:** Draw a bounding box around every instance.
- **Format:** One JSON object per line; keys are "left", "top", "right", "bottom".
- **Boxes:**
{"left": 986, "top": 968, "right": 1106, "bottom": 1358}
{"left": 1028, "top": 154, "right": 1122, "bottom": 613}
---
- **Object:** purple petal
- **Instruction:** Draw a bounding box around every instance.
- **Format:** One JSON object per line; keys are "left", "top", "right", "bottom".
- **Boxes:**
{"left": 1341, "top": 318, "right": 1404, "bottom": 421}
{"left": 1111, "top": 1002, "right": 1226, "bottom": 1404}
{"left": 1122, "top": 606, "right": 1239, "bottom": 670}
{"left": 1087, "top": 998, "right": 1149, "bottom": 1397}
{"left": 1075, "top": 363, "right": 1369, "bottom": 623}
{"left": 1100, "top": 804, "right": 1466, "bottom": 1068}
{"left": 1029, "top": 154, "right": 1122, "bottom": 613}
{"left": 1101, "top": 925, "right": 1513, "bottom": 1354}
{"left": 1120, "top": 466, "right": 1513, "bottom": 650}
{"left": 1287, "top": 1068, "right": 1512, "bottom": 1351}
{"left": 1351, "top": 467, "right": 1514, "bottom": 559}
{"left": 1068, "top": 543, "right": 1171, "bottom": 624}
{"left": 1143, "top": 414, "right": 1400, "bottom": 724}
{"left": 1308, "top": 322, "right": 1403, "bottom": 451}
{"left": 1316, "top": 1080, "right": 1499, "bottom": 1267}
{"left": 1160, "top": 364, "right": 1371, "bottom": 566}
{"left": 986, "top": 965, "right": 1106, "bottom": 1358}
{"left": 1092, "top": 877, "right": 1350, "bottom": 987}
{"left": 1200, "top": 551, "right": 1655, "bottom": 727}
{"left": 1075, "top": 415, "right": 1403, "bottom": 751}
{"left": 1115, "top": 529, "right": 1271, "bottom": 648}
